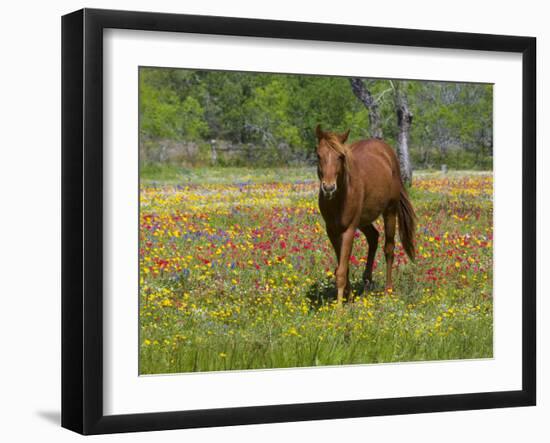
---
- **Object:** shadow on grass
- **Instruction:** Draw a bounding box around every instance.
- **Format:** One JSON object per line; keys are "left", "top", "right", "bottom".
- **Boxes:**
{"left": 305, "top": 277, "right": 373, "bottom": 309}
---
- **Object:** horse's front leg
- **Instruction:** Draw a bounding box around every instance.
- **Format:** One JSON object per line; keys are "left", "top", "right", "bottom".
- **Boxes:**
{"left": 326, "top": 225, "right": 342, "bottom": 264}
{"left": 335, "top": 228, "right": 355, "bottom": 306}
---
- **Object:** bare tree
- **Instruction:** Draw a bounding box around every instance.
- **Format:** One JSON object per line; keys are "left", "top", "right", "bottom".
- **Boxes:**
{"left": 349, "top": 78, "right": 383, "bottom": 139}
{"left": 392, "top": 81, "right": 413, "bottom": 185}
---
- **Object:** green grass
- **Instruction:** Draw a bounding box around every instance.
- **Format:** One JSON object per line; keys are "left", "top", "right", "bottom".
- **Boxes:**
{"left": 139, "top": 167, "right": 493, "bottom": 374}
{"left": 140, "top": 163, "right": 317, "bottom": 185}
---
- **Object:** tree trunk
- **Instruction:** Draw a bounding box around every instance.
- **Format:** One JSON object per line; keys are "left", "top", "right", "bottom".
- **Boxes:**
{"left": 394, "top": 83, "right": 413, "bottom": 185}
{"left": 349, "top": 78, "right": 383, "bottom": 139}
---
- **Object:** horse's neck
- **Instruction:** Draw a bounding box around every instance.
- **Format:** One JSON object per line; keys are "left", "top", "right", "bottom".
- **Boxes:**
{"left": 342, "top": 158, "right": 355, "bottom": 190}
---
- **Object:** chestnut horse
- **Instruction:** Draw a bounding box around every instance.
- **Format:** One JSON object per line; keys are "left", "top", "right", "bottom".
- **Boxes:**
{"left": 315, "top": 125, "right": 416, "bottom": 306}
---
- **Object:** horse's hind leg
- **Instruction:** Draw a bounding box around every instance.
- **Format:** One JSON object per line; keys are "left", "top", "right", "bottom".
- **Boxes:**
{"left": 383, "top": 210, "right": 397, "bottom": 292}
{"left": 359, "top": 224, "right": 379, "bottom": 291}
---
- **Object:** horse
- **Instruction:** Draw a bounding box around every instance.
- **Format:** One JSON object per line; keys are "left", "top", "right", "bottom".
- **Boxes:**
{"left": 315, "top": 124, "right": 416, "bottom": 306}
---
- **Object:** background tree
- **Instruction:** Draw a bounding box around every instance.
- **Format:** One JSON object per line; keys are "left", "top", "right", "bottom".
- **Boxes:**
{"left": 349, "top": 78, "right": 383, "bottom": 139}
{"left": 139, "top": 67, "right": 493, "bottom": 172}
{"left": 392, "top": 81, "right": 413, "bottom": 185}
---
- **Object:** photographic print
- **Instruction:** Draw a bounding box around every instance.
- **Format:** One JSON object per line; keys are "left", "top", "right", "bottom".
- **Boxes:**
{"left": 138, "top": 67, "right": 493, "bottom": 375}
{"left": 62, "top": 10, "right": 535, "bottom": 433}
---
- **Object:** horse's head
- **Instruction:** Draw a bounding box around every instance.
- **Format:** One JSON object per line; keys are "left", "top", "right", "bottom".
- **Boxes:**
{"left": 315, "top": 124, "right": 351, "bottom": 200}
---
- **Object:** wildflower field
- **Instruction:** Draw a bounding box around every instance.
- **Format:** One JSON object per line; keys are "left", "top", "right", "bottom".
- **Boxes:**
{"left": 139, "top": 168, "right": 493, "bottom": 374}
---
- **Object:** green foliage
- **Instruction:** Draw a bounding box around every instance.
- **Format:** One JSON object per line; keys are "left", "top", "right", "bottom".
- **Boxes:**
{"left": 139, "top": 70, "right": 207, "bottom": 141}
{"left": 139, "top": 74, "right": 182, "bottom": 139}
{"left": 243, "top": 79, "right": 302, "bottom": 147}
{"left": 408, "top": 82, "right": 493, "bottom": 169}
{"left": 139, "top": 67, "right": 493, "bottom": 170}
{"left": 180, "top": 96, "right": 208, "bottom": 140}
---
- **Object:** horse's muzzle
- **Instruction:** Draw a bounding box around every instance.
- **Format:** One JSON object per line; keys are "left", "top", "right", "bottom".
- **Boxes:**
{"left": 321, "top": 183, "right": 337, "bottom": 199}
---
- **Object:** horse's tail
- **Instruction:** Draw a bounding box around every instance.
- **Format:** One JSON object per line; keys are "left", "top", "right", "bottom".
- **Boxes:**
{"left": 397, "top": 183, "right": 417, "bottom": 262}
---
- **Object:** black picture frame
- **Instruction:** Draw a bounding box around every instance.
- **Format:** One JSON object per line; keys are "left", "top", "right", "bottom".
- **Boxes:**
{"left": 62, "top": 8, "right": 536, "bottom": 435}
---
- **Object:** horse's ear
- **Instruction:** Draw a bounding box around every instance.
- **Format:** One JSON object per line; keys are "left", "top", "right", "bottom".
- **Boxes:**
{"left": 339, "top": 129, "right": 350, "bottom": 144}
{"left": 315, "top": 124, "right": 324, "bottom": 141}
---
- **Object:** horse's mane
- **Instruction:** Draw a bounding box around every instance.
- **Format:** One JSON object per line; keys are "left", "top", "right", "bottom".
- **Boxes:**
{"left": 322, "top": 133, "right": 354, "bottom": 177}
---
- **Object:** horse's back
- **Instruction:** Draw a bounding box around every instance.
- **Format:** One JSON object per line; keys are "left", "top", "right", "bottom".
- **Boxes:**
{"left": 350, "top": 138, "right": 401, "bottom": 181}
{"left": 350, "top": 138, "right": 402, "bottom": 222}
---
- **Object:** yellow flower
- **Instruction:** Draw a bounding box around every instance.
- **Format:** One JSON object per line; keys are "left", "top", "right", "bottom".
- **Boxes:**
{"left": 288, "top": 327, "right": 300, "bottom": 337}
{"left": 219, "top": 352, "right": 227, "bottom": 358}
